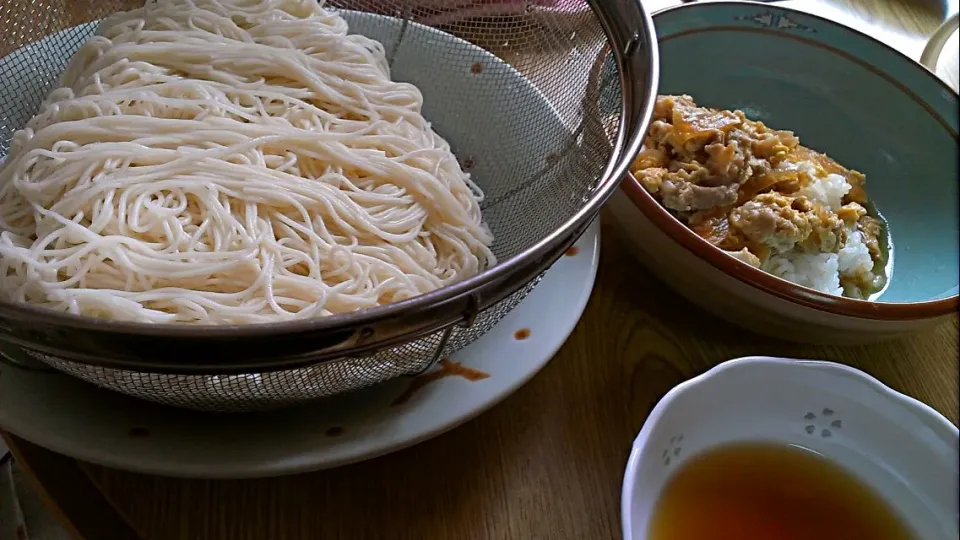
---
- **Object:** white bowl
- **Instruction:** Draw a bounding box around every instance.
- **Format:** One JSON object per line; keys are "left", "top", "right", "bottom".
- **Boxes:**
{"left": 621, "top": 356, "right": 959, "bottom": 540}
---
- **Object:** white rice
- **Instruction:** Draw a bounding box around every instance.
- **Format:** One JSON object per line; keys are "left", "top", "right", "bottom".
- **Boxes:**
{"left": 838, "top": 229, "right": 874, "bottom": 277}
{"left": 763, "top": 251, "right": 844, "bottom": 296}
{"left": 798, "top": 171, "right": 850, "bottom": 211}
{"left": 759, "top": 162, "right": 874, "bottom": 296}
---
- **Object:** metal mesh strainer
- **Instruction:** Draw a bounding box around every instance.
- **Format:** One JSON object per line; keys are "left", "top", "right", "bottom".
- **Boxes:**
{"left": 0, "top": 0, "right": 657, "bottom": 411}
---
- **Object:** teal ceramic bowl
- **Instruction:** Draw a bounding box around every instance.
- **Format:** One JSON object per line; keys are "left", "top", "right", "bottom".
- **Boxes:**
{"left": 608, "top": 1, "right": 959, "bottom": 342}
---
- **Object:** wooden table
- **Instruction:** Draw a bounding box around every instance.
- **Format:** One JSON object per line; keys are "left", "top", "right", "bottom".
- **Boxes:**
{"left": 2, "top": 1, "right": 959, "bottom": 539}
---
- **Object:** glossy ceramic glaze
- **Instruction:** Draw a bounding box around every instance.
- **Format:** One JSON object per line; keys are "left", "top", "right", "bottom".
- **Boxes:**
{"left": 621, "top": 356, "right": 960, "bottom": 540}
{"left": 608, "top": 1, "right": 959, "bottom": 343}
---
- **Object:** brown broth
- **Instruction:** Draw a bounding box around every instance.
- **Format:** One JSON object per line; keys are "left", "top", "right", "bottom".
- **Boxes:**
{"left": 648, "top": 442, "right": 915, "bottom": 540}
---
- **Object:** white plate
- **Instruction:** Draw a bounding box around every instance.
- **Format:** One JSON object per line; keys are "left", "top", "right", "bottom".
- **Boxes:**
{"left": 0, "top": 221, "right": 599, "bottom": 478}
{"left": 621, "top": 356, "right": 960, "bottom": 540}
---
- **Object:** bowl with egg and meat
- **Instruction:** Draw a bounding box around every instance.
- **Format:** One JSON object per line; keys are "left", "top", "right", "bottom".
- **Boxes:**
{"left": 603, "top": 1, "right": 959, "bottom": 344}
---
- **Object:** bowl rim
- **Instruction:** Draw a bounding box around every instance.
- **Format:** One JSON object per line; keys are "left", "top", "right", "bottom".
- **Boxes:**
{"left": 620, "top": 355, "right": 960, "bottom": 540}
{"left": 622, "top": 0, "right": 960, "bottom": 321}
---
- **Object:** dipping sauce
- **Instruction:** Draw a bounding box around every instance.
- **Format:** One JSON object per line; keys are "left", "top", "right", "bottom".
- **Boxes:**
{"left": 648, "top": 442, "right": 915, "bottom": 540}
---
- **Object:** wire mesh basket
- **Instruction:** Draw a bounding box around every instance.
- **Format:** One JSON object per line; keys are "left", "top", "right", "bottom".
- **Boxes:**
{"left": 0, "top": 0, "right": 657, "bottom": 411}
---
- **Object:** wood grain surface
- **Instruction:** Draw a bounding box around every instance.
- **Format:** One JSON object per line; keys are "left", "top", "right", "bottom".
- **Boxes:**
{"left": 2, "top": 1, "right": 959, "bottom": 539}
{"left": 77, "top": 220, "right": 960, "bottom": 540}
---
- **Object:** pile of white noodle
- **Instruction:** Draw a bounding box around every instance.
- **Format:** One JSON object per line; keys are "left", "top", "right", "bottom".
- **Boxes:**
{"left": 0, "top": 0, "right": 496, "bottom": 324}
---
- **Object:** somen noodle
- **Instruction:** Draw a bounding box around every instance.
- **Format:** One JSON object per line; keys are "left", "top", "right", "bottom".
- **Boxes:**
{"left": 0, "top": 0, "right": 496, "bottom": 324}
